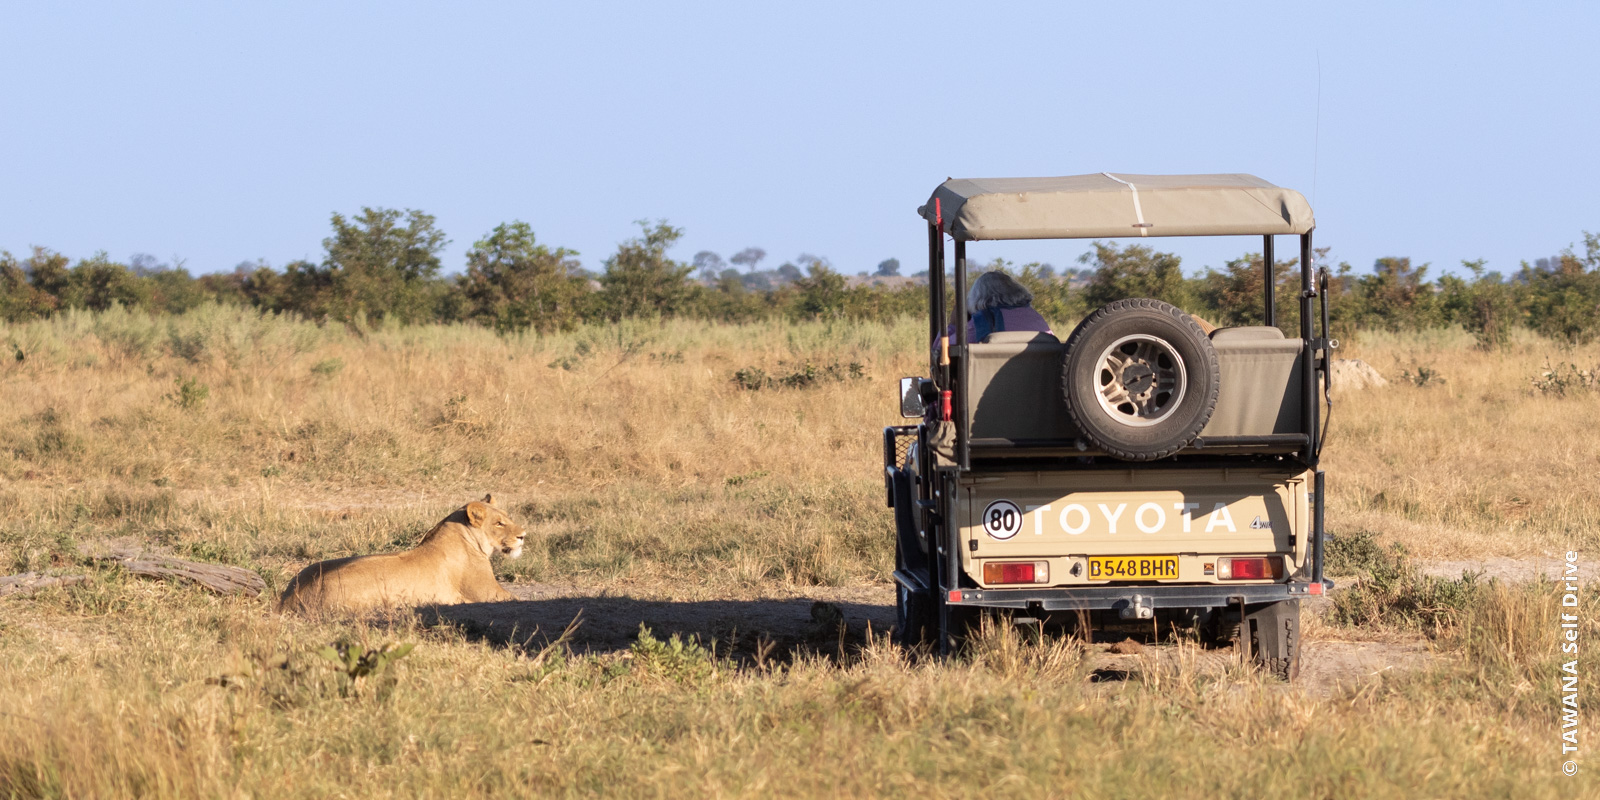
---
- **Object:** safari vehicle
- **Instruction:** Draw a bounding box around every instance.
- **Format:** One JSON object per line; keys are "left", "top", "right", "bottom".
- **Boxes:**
{"left": 884, "top": 173, "right": 1334, "bottom": 678}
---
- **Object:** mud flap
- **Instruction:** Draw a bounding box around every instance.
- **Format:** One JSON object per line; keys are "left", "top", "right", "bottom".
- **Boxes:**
{"left": 894, "top": 579, "right": 937, "bottom": 647}
{"left": 1244, "top": 600, "right": 1301, "bottom": 681}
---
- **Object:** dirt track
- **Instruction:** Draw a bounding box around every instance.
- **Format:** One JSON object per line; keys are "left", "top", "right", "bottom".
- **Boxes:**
{"left": 1416, "top": 555, "right": 1592, "bottom": 583}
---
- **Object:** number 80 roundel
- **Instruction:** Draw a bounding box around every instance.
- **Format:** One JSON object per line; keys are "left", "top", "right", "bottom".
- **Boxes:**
{"left": 982, "top": 500, "right": 1023, "bottom": 540}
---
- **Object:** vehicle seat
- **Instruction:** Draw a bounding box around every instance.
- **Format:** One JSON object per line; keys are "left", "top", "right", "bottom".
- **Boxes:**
{"left": 967, "top": 332, "right": 1077, "bottom": 441}
{"left": 1200, "top": 326, "right": 1305, "bottom": 437}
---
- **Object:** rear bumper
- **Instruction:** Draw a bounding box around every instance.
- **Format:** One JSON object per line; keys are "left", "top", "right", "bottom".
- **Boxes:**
{"left": 894, "top": 569, "right": 1332, "bottom": 611}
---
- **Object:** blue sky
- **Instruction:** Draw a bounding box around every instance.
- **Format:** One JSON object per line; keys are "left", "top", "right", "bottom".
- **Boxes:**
{"left": 2, "top": 1, "right": 1595, "bottom": 279}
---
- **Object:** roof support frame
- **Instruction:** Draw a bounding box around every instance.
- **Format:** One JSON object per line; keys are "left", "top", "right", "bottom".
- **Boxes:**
{"left": 1264, "top": 235, "right": 1276, "bottom": 328}
{"left": 954, "top": 239, "right": 969, "bottom": 470}
{"left": 1300, "top": 232, "right": 1319, "bottom": 467}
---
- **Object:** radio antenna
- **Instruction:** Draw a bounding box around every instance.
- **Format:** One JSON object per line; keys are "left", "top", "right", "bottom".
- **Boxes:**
{"left": 1312, "top": 51, "right": 1323, "bottom": 219}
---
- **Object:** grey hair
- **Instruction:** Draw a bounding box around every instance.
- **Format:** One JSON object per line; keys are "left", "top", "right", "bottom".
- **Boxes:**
{"left": 967, "top": 271, "right": 1034, "bottom": 312}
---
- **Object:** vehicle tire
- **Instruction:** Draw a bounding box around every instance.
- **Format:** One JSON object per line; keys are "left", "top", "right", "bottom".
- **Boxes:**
{"left": 1061, "top": 299, "right": 1220, "bottom": 461}
{"left": 1242, "top": 601, "right": 1301, "bottom": 681}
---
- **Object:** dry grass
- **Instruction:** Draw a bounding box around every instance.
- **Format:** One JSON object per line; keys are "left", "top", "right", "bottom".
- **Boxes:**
{"left": 1, "top": 578, "right": 1592, "bottom": 798}
{"left": 1331, "top": 326, "right": 1600, "bottom": 559}
{"left": 2, "top": 308, "right": 1598, "bottom": 797}
{"left": 2, "top": 305, "right": 921, "bottom": 595}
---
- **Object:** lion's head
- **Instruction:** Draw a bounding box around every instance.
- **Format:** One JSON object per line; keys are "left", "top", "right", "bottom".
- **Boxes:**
{"left": 465, "top": 494, "right": 526, "bottom": 559}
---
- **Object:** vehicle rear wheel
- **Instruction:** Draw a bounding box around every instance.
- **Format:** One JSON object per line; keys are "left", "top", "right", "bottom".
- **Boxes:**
{"left": 1061, "top": 299, "right": 1220, "bottom": 460}
{"left": 1242, "top": 601, "right": 1301, "bottom": 681}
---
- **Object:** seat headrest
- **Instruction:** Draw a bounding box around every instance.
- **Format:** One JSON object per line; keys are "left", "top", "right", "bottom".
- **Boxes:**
{"left": 981, "top": 331, "right": 1061, "bottom": 344}
{"left": 1210, "top": 326, "right": 1285, "bottom": 342}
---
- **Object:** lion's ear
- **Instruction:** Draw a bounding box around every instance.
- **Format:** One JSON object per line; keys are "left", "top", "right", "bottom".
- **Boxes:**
{"left": 482, "top": 493, "right": 497, "bottom": 507}
{"left": 465, "top": 501, "right": 488, "bottom": 528}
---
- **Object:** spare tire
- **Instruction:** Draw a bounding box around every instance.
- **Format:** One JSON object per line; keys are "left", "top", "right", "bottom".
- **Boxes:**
{"left": 1061, "top": 299, "right": 1219, "bottom": 461}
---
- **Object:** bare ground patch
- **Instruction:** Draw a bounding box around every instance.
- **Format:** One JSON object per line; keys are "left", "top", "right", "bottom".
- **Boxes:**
{"left": 1414, "top": 555, "right": 1593, "bottom": 583}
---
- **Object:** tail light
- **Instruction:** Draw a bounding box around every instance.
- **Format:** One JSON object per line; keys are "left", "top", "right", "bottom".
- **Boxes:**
{"left": 983, "top": 561, "right": 1050, "bottom": 585}
{"left": 1216, "top": 557, "right": 1284, "bottom": 581}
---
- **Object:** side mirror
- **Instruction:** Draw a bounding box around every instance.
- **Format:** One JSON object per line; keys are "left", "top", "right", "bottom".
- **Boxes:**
{"left": 898, "top": 377, "right": 925, "bottom": 418}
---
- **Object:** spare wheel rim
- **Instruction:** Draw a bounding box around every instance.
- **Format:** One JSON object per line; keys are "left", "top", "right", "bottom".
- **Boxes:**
{"left": 1092, "top": 334, "right": 1187, "bottom": 427}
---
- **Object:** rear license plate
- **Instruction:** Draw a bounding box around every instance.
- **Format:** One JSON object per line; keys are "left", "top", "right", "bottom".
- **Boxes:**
{"left": 1087, "top": 556, "right": 1179, "bottom": 581}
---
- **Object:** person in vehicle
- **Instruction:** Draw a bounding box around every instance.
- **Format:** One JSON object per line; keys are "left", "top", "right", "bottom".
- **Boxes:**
{"left": 946, "top": 270, "right": 1055, "bottom": 343}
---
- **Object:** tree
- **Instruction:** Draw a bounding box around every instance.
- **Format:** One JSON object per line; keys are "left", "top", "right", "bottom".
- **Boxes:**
{"left": 1438, "top": 259, "right": 1520, "bottom": 348}
{"left": 275, "top": 260, "right": 335, "bottom": 318}
{"left": 715, "top": 268, "right": 746, "bottom": 294}
{"left": 459, "top": 221, "right": 584, "bottom": 333}
{"left": 62, "top": 253, "right": 148, "bottom": 312}
{"left": 692, "top": 251, "right": 725, "bottom": 282}
{"left": 598, "top": 220, "right": 695, "bottom": 319}
{"left": 1012, "top": 261, "right": 1082, "bottom": 324}
{"left": 796, "top": 253, "right": 829, "bottom": 271}
{"left": 742, "top": 271, "right": 775, "bottom": 292}
{"left": 875, "top": 258, "right": 901, "bottom": 277}
{"left": 187, "top": 259, "right": 263, "bottom": 308}
{"left": 321, "top": 207, "right": 449, "bottom": 324}
{"left": 1197, "top": 251, "right": 1300, "bottom": 328}
{"left": 793, "top": 262, "right": 848, "bottom": 318}
{"left": 1080, "top": 242, "right": 1195, "bottom": 309}
{"left": 25, "top": 246, "right": 71, "bottom": 301}
{"left": 729, "top": 247, "right": 767, "bottom": 273}
{"left": 127, "top": 254, "right": 207, "bottom": 314}
{"left": 0, "top": 250, "right": 59, "bottom": 321}
{"left": 1517, "top": 235, "right": 1600, "bottom": 343}
{"left": 128, "top": 253, "right": 164, "bottom": 276}
{"left": 1349, "top": 256, "right": 1440, "bottom": 330}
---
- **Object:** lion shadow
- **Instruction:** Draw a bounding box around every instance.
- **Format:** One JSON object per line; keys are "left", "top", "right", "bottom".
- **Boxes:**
{"left": 408, "top": 593, "right": 897, "bottom": 662}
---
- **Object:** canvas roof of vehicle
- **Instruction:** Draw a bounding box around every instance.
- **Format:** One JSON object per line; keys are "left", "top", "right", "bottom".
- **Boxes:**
{"left": 918, "top": 173, "right": 1314, "bottom": 241}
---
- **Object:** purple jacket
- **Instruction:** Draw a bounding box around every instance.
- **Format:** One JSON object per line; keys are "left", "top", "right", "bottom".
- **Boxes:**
{"left": 942, "top": 304, "right": 1055, "bottom": 343}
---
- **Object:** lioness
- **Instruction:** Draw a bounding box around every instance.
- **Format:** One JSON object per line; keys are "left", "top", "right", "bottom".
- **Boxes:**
{"left": 279, "top": 494, "right": 525, "bottom": 614}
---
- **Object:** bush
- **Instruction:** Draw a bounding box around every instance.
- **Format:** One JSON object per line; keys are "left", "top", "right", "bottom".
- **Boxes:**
{"left": 626, "top": 625, "right": 718, "bottom": 685}
{"left": 1330, "top": 539, "right": 1486, "bottom": 633}
{"left": 1399, "top": 363, "right": 1445, "bottom": 388}
{"left": 731, "top": 361, "right": 864, "bottom": 390}
{"left": 165, "top": 377, "right": 210, "bottom": 411}
{"left": 1324, "top": 530, "right": 1387, "bottom": 576}
{"left": 1531, "top": 360, "right": 1598, "bottom": 395}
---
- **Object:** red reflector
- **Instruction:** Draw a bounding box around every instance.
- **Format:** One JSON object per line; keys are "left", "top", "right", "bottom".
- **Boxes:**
{"left": 948, "top": 590, "right": 963, "bottom": 603}
{"left": 1308, "top": 582, "right": 1324, "bottom": 595}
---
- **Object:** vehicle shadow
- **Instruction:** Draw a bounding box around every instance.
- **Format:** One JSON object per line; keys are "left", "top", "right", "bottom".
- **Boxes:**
{"left": 413, "top": 592, "right": 898, "bottom": 661}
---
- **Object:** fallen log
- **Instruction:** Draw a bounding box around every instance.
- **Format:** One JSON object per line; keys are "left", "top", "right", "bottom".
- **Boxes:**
{"left": 0, "top": 572, "right": 88, "bottom": 598}
{"left": 98, "top": 549, "right": 266, "bottom": 597}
